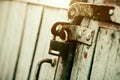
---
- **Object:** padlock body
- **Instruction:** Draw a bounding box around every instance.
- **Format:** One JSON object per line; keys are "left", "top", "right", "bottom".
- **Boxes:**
{"left": 49, "top": 40, "right": 69, "bottom": 57}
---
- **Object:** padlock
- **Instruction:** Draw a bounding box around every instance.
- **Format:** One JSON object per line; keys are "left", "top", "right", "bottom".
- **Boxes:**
{"left": 49, "top": 40, "right": 69, "bottom": 57}
{"left": 49, "top": 27, "right": 69, "bottom": 57}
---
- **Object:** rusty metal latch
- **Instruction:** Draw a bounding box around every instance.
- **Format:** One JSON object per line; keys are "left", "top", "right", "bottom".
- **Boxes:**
{"left": 51, "top": 22, "right": 95, "bottom": 45}
{"left": 68, "top": 2, "right": 120, "bottom": 24}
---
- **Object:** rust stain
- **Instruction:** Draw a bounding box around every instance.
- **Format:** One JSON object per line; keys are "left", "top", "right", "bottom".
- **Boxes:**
{"left": 68, "top": 2, "right": 115, "bottom": 22}
{"left": 83, "top": 29, "right": 87, "bottom": 32}
{"left": 91, "top": 4, "right": 114, "bottom": 22}
{"left": 84, "top": 51, "right": 88, "bottom": 59}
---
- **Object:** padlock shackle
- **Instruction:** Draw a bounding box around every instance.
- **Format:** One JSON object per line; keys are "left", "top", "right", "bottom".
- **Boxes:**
{"left": 52, "top": 29, "right": 68, "bottom": 42}
{"left": 51, "top": 22, "right": 70, "bottom": 41}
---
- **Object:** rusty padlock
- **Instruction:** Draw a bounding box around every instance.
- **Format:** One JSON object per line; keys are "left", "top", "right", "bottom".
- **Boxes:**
{"left": 49, "top": 30, "right": 69, "bottom": 58}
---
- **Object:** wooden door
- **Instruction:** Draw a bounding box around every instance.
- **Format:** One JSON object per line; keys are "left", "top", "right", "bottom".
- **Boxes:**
{"left": 69, "top": 0, "right": 120, "bottom": 80}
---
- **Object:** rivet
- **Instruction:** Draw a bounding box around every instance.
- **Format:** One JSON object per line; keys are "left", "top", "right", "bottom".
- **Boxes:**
{"left": 86, "top": 34, "right": 91, "bottom": 41}
{"left": 84, "top": 51, "right": 88, "bottom": 59}
{"left": 78, "top": 31, "right": 82, "bottom": 38}
{"left": 109, "top": 9, "right": 114, "bottom": 15}
{"left": 91, "top": 31, "right": 95, "bottom": 37}
{"left": 70, "top": 8, "right": 76, "bottom": 17}
{"left": 83, "top": 29, "right": 87, "bottom": 32}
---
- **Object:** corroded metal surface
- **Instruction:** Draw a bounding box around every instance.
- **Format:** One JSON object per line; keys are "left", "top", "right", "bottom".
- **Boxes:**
{"left": 68, "top": 2, "right": 120, "bottom": 23}
{"left": 51, "top": 22, "right": 95, "bottom": 45}
{"left": 63, "top": 25, "right": 95, "bottom": 45}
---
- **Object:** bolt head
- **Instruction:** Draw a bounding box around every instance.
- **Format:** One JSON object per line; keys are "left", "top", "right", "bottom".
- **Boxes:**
{"left": 70, "top": 8, "right": 76, "bottom": 17}
{"left": 86, "top": 34, "right": 91, "bottom": 41}
{"left": 78, "top": 31, "right": 82, "bottom": 38}
{"left": 109, "top": 9, "right": 114, "bottom": 15}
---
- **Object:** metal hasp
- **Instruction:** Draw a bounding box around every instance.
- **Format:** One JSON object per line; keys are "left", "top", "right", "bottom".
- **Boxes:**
{"left": 51, "top": 22, "right": 95, "bottom": 45}
{"left": 63, "top": 25, "right": 95, "bottom": 45}
{"left": 68, "top": 2, "right": 120, "bottom": 24}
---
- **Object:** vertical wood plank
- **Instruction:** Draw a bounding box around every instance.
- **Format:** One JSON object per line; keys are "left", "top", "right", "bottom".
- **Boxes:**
{"left": 114, "top": 42, "right": 120, "bottom": 80}
{"left": 0, "top": 1, "right": 10, "bottom": 64}
{"left": 70, "top": 18, "right": 99, "bottom": 80}
{"left": 104, "top": 30, "right": 120, "bottom": 80}
{"left": 15, "top": 4, "right": 43, "bottom": 80}
{"left": 30, "top": 7, "right": 68, "bottom": 80}
{"left": 90, "top": 28, "right": 120, "bottom": 80}
{"left": 69, "top": 0, "right": 99, "bottom": 79}
{"left": 0, "top": 1, "right": 27, "bottom": 80}
{"left": 90, "top": 0, "right": 120, "bottom": 80}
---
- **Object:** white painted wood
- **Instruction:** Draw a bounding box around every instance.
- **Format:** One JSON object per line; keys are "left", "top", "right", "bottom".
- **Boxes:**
{"left": 0, "top": 1, "right": 27, "bottom": 80}
{"left": 15, "top": 5, "right": 43, "bottom": 80}
{"left": 94, "top": 0, "right": 104, "bottom": 4}
{"left": 104, "top": 30, "right": 120, "bottom": 80}
{"left": 8, "top": 0, "right": 69, "bottom": 9}
{"left": 90, "top": 28, "right": 120, "bottom": 80}
{"left": 114, "top": 41, "right": 120, "bottom": 80}
{"left": 0, "top": 1, "right": 10, "bottom": 65}
{"left": 90, "top": 0, "right": 120, "bottom": 80}
{"left": 30, "top": 7, "right": 68, "bottom": 80}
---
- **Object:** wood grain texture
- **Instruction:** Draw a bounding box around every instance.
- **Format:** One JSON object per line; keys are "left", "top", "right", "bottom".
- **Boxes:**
{"left": 0, "top": 1, "right": 27, "bottom": 80}
{"left": 90, "top": 28, "right": 120, "bottom": 80}
{"left": 0, "top": 1, "right": 10, "bottom": 64}
{"left": 70, "top": 18, "right": 99, "bottom": 80}
{"left": 15, "top": 4, "right": 43, "bottom": 80}
{"left": 29, "top": 7, "right": 68, "bottom": 80}
{"left": 69, "top": 0, "right": 100, "bottom": 79}
{"left": 90, "top": 0, "right": 120, "bottom": 80}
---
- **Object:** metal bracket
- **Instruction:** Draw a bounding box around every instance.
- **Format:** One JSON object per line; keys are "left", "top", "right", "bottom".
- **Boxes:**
{"left": 51, "top": 22, "right": 95, "bottom": 45}
{"left": 64, "top": 25, "right": 95, "bottom": 45}
{"left": 68, "top": 2, "right": 120, "bottom": 24}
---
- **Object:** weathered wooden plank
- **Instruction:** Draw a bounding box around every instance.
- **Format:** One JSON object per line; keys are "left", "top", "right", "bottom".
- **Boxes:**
{"left": 14, "top": 4, "right": 43, "bottom": 80}
{"left": 8, "top": 0, "right": 69, "bottom": 9}
{"left": 70, "top": 18, "right": 99, "bottom": 80}
{"left": 0, "top": 1, "right": 10, "bottom": 64}
{"left": 90, "top": 0, "right": 120, "bottom": 80}
{"left": 90, "top": 28, "right": 120, "bottom": 80}
{"left": 0, "top": 1, "right": 27, "bottom": 80}
{"left": 114, "top": 42, "right": 120, "bottom": 80}
{"left": 104, "top": 30, "right": 120, "bottom": 80}
{"left": 29, "top": 7, "right": 68, "bottom": 80}
{"left": 69, "top": 0, "right": 101, "bottom": 79}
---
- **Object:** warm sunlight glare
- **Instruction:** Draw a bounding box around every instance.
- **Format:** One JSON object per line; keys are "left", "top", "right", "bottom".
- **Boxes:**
{"left": 40, "top": 0, "right": 71, "bottom": 8}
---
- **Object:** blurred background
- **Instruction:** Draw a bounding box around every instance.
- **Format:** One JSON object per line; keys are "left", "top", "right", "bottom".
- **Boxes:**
{"left": 0, "top": 0, "right": 70, "bottom": 80}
